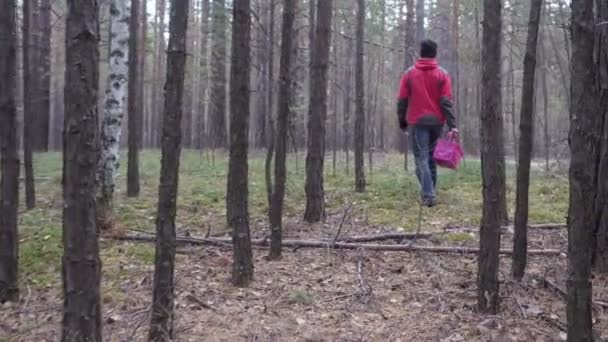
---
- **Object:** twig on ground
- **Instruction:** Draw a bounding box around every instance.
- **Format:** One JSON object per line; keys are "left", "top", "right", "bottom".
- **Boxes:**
{"left": 333, "top": 200, "right": 355, "bottom": 244}
{"left": 185, "top": 293, "right": 218, "bottom": 312}
{"left": 337, "top": 232, "right": 433, "bottom": 243}
{"left": 356, "top": 252, "right": 372, "bottom": 303}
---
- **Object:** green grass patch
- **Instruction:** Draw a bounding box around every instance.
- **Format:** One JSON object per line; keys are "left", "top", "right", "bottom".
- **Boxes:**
{"left": 15, "top": 150, "right": 569, "bottom": 290}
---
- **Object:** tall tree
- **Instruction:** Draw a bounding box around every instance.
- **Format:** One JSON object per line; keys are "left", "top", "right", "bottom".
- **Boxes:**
{"left": 196, "top": 0, "right": 211, "bottom": 149}
{"left": 269, "top": 0, "right": 296, "bottom": 260}
{"left": 0, "top": 0, "right": 20, "bottom": 303}
{"left": 98, "top": 0, "right": 130, "bottom": 228}
{"left": 512, "top": 0, "right": 542, "bottom": 281}
{"left": 127, "top": 0, "right": 144, "bottom": 197}
{"left": 416, "top": 0, "right": 425, "bottom": 43}
{"left": 594, "top": 0, "right": 608, "bottom": 273}
{"left": 209, "top": 0, "right": 228, "bottom": 149}
{"left": 404, "top": 0, "right": 415, "bottom": 171}
{"left": 62, "top": 0, "right": 102, "bottom": 339}
{"left": 304, "top": 0, "right": 333, "bottom": 223}
{"left": 22, "top": 0, "right": 36, "bottom": 209}
{"left": 477, "top": 0, "right": 504, "bottom": 314}
{"left": 227, "top": 0, "right": 254, "bottom": 285}
{"left": 152, "top": 0, "right": 166, "bottom": 147}
{"left": 36, "top": 0, "right": 51, "bottom": 152}
{"left": 264, "top": 0, "right": 276, "bottom": 207}
{"left": 567, "top": 0, "right": 601, "bottom": 339}
{"left": 354, "top": 0, "right": 366, "bottom": 192}
{"left": 148, "top": 0, "right": 189, "bottom": 338}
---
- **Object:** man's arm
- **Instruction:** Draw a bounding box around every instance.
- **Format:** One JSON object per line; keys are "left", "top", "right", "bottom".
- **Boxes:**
{"left": 439, "top": 74, "right": 457, "bottom": 130}
{"left": 397, "top": 72, "right": 409, "bottom": 130}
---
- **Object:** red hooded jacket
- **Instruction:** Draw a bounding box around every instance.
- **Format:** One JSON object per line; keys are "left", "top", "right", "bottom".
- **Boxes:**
{"left": 397, "top": 58, "right": 456, "bottom": 129}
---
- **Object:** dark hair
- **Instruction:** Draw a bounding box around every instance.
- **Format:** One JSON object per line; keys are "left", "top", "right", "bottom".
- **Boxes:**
{"left": 420, "top": 39, "right": 438, "bottom": 58}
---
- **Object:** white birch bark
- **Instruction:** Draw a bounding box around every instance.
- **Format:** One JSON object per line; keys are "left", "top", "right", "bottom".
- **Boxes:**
{"left": 98, "top": 0, "right": 130, "bottom": 218}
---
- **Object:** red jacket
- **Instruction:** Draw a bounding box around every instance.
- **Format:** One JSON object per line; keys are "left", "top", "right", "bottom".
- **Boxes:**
{"left": 397, "top": 58, "right": 456, "bottom": 128}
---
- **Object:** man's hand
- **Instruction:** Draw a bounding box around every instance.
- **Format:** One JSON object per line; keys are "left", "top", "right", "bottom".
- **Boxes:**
{"left": 448, "top": 128, "right": 459, "bottom": 139}
{"left": 399, "top": 117, "right": 408, "bottom": 131}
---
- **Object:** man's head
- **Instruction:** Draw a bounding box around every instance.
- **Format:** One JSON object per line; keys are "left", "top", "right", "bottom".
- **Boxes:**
{"left": 420, "top": 39, "right": 438, "bottom": 58}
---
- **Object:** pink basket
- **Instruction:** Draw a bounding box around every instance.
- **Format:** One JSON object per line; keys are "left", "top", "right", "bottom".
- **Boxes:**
{"left": 433, "top": 135, "right": 464, "bottom": 170}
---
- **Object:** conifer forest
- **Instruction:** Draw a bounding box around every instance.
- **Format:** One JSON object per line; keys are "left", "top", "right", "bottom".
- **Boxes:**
{"left": 1, "top": 0, "right": 608, "bottom": 340}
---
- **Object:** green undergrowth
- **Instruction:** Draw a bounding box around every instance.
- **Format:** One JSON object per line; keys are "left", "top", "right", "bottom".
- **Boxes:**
{"left": 15, "top": 150, "right": 568, "bottom": 289}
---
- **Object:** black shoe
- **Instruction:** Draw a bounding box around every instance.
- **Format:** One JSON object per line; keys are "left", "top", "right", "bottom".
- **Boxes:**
{"left": 421, "top": 197, "right": 437, "bottom": 208}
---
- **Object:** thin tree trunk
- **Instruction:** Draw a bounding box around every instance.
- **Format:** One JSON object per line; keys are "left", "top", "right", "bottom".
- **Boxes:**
{"left": 304, "top": 0, "right": 333, "bottom": 223}
{"left": 227, "top": 0, "right": 254, "bottom": 286}
{"left": 404, "top": 0, "right": 415, "bottom": 171}
{"left": 477, "top": 0, "right": 504, "bottom": 314}
{"left": 264, "top": 0, "right": 276, "bottom": 207}
{"left": 36, "top": 0, "right": 51, "bottom": 152}
{"left": 416, "top": 0, "right": 425, "bottom": 43}
{"left": 0, "top": 0, "right": 20, "bottom": 303}
{"left": 567, "top": 0, "right": 599, "bottom": 339}
{"left": 354, "top": 0, "right": 366, "bottom": 193}
{"left": 153, "top": 0, "right": 166, "bottom": 147}
{"left": 539, "top": 32, "right": 550, "bottom": 172}
{"left": 22, "top": 0, "right": 36, "bottom": 210}
{"left": 62, "top": 0, "right": 102, "bottom": 339}
{"left": 331, "top": 13, "right": 339, "bottom": 177}
{"left": 209, "top": 0, "right": 228, "bottom": 149}
{"left": 269, "top": 0, "right": 296, "bottom": 260}
{"left": 593, "top": 0, "right": 608, "bottom": 274}
{"left": 342, "top": 38, "right": 353, "bottom": 175}
{"left": 98, "top": 0, "right": 130, "bottom": 228}
{"left": 512, "top": 0, "right": 542, "bottom": 281}
{"left": 127, "top": 0, "right": 143, "bottom": 197}
{"left": 148, "top": 0, "right": 188, "bottom": 339}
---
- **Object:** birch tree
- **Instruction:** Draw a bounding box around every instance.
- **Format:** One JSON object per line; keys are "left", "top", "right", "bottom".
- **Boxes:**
{"left": 98, "top": 0, "right": 130, "bottom": 227}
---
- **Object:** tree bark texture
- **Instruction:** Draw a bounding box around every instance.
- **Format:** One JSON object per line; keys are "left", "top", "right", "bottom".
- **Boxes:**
{"left": 0, "top": 0, "right": 20, "bottom": 303}
{"left": 23, "top": 0, "right": 36, "bottom": 209}
{"left": 148, "top": 0, "right": 189, "bottom": 339}
{"left": 35, "top": 0, "right": 51, "bottom": 152}
{"left": 227, "top": 0, "right": 254, "bottom": 286}
{"left": 98, "top": 0, "right": 130, "bottom": 227}
{"left": 415, "top": 0, "right": 425, "bottom": 43}
{"left": 304, "top": 0, "right": 333, "bottom": 223}
{"left": 264, "top": 0, "right": 276, "bottom": 208}
{"left": 354, "top": 0, "right": 366, "bottom": 193}
{"left": 196, "top": 0, "right": 211, "bottom": 150}
{"left": 269, "top": 0, "right": 296, "bottom": 260}
{"left": 209, "top": 0, "right": 228, "bottom": 149}
{"left": 62, "top": 0, "right": 102, "bottom": 340}
{"left": 512, "top": 0, "right": 542, "bottom": 281}
{"left": 152, "top": 0, "right": 166, "bottom": 147}
{"left": 593, "top": 0, "right": 608, "bottom": 274}
{"left": 567, "top": 0, "right": 600, "bottom": 340}
{"left": 127, "top": 0, "right": 143, "bottom": 197}
{"left": 477, "top": 0, "right": 504, "bottom": 314}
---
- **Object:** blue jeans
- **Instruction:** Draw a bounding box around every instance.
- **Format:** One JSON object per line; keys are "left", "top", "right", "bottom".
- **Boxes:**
{"left": 410, "top": 125, "right": 442, "bottom": 201}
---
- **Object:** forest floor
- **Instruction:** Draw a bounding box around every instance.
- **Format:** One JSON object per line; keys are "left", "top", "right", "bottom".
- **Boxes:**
{"left": 1, "top": 151, "right": 607, "bottom": 342}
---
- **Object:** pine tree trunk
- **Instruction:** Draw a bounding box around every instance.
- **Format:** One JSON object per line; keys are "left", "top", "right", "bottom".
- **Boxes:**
{"left": 227, "top": 0, "right": 254, "bottom": 285}
{"left": 354, "top": 0, "right": 366, "bottom": 193}
{"left": 567, "top": 1, "right": 600, "bottom": 339}
{"left": 22, "top": 0, "right": 36, "bottom": 210}
{"left": 539, "top": 34, "right": 550, "bottom": 172}
{"left": 35, "top": 0, "right": 51, "bottom": 152}
{"left": 62, "top": 0, "right": 102, "bottom": 339}
{"left": 404, "top": 0, "right": 415, "bottom": 171}
{"left": 152, "top": 0, "right": 166, "bottom": 148}
{"left": 0, "top": 0, "right": 20, "bottom": 303}
{"left": 148, "top": 0, "right": 188, "bottom": 338}
{"left": 512, "top": 0, "right": 542, "bottom": 281}
{"left": 98, "top": 0, "right": 130, "bottom": 228}
{"left": 196, "top": 0, "right": 210, "bottom": 150}
{"left": 415, "top": 0, "right": 425, "bottom": 43}
{"left": 593, "top": 0, "right": 608, "bottom": 274}
{"left": 304, "top": 0, "right": 332, "bottom": 223}
{"left": 342, "top": 39, "right": 353, "bottom": 174}
{"left": 209, "top": 0, "right": 228, "bottom": 149}
{"left": 264, "top": 0, "right": 276, "bottom": 207}
{"left": 477, "top": 0, "right": 504, "bottom": 314}
{"left": 269, "top": 0, "right": 296, "bottom": 260}
{"left": 253, "top": 0, "right": 267, "bottom": 149}
{"left": 127, "top": 0, "right": 143, "bottom": 197}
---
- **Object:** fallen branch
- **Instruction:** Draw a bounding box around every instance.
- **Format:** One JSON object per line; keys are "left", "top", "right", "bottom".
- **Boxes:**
{"left": 538, "top": 276, "right": 608, "bottom": 310}
{"left": 112, "top": 234, "right": 562, "bottom": 256}
{"left": 338, "top": 232, "right": 433, "bottom": 243}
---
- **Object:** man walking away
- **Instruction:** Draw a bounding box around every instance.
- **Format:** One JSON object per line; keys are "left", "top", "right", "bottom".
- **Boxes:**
{"left": 397, "top": 39, "right": 458, "bottom": 207}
